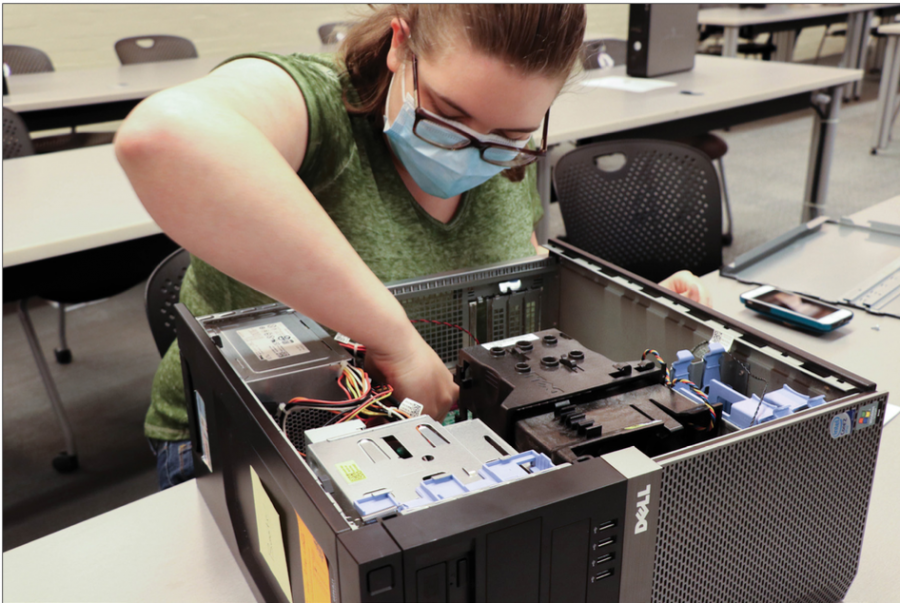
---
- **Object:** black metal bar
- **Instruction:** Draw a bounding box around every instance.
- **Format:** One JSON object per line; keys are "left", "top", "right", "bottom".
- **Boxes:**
{"left": 18, "top": 99, "right": 140, "bottom": 131}
{"left": 739, "top": 14, "right": 851, "bottom": 37}
{"left": 576, "top": 92, "right": 812, "bottom": 144}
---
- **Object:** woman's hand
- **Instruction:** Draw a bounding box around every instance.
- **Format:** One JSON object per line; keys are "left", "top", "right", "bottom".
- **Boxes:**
{"left": 659, "top": 270, "right": 712, "bottom": 307}
{"left": 364, "top": 329, "right": 458, "bottom": 422}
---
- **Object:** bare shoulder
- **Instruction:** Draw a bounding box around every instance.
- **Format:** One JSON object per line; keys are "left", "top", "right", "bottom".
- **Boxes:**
{"left": 202, "top": 58, "right": 309, "bottom": 169}
{"left": 135, "top": 57, "right": 309, "bottom": 170}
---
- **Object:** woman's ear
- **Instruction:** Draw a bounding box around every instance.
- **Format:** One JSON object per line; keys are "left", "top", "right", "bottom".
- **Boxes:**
{"left": 386, "top": 17, "right": 411, "bottom": 73}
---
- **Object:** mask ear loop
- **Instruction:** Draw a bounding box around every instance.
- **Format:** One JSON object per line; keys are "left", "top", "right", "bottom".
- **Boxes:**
{"left": 384, "top": 61, "right": 410, "bottom": 129}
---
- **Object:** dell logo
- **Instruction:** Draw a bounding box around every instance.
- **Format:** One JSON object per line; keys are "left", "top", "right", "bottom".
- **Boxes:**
{"left": 634, "top": 485, "right": 651, "bottom": 534}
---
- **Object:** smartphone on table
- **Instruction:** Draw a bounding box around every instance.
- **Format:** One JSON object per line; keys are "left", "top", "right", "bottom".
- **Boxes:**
{"left": 740, "top": 285, "right": 854, "bottom": 333}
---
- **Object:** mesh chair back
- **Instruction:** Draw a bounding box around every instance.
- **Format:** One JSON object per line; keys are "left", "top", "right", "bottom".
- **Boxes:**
{"left": 114, "top": 35, "right": 198, "bottom": 65}
{"left": 3, "top": 107, "right": 35, "bottom": 158}
{"left": 318, "top": 22, "right": 353, "bottom": 45}
{"left": 145, "top": 248, "right": 191, "bottom": 357}
{"left": 582, "top": 38, "right": 627, "bottom": 69}
{"left": 554, "top": 140, "right": 722, "bottom": 283}
{"left": 3, "top": 44, "right": 54, "bottom": 74}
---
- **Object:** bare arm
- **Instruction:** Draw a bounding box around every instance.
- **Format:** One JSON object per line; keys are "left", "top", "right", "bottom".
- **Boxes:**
{"left": 530, "top": 232, "right": 548, "bottom": 255}
{"left": 116, "top": 58, "right": 456, "bottom": 417}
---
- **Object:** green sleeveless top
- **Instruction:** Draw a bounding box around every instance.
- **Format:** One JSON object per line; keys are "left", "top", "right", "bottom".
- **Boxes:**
{"left": 145, "top": 52, "right": 543, "bottom": 440}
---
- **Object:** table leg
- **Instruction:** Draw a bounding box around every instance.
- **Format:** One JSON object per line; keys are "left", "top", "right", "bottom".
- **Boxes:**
{"left": 803, "top": 86, "right": 842, "bottom": 222}
{"left": 844, "top": 14, "right": 864, "bottom": 101}
{"left": 873, "top": 34, "right": 886, "bottom": 73}
{"left": 872, "top": 35, "right": 900, "bottom": 153}
{"left": 536, "top": 154, "right": 552, "bottom": 244}
{"left": 722, "top": 26, "right": 740, "bottom": 58}
{"left": 773, "top": 30, "right": 797, "bottom": 62}
{"left": 854, "top": 11, "right": 874, "bottom": 99}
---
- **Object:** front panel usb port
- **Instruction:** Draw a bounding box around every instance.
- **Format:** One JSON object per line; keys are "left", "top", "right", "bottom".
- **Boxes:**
{"left": 592, "top": 536, "right": 616, "bottom": 550}
{"left": 592, "top": 553, "right": 615, "bottom": 566}
{"left": 591, "top": 568, "right": 615, "bottom": 583}
{"left": 594, "top": 520, "right": 617, "bottom": 533}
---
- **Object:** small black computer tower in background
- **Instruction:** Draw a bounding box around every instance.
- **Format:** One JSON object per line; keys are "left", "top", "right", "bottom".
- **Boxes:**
{"left": 627, "top": 4, "right": 699, "bottom": 78}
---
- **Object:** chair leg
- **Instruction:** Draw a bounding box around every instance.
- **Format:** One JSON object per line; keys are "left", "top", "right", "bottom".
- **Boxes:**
{"left": 55, "top": 303, "right": 72, "bottom": 364}
{"left": 18, "top": 298, "right": 80, "bottom": 473}
{"left": 716, "top": 158, "right": 734, "bottom": 246}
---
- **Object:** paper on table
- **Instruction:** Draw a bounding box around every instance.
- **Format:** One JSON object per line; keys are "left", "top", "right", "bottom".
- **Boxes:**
{"left": 250, "top": 465, "right": 293, "bottom": 603}
{"left": 583, "top": 76, "right": 677, "bottom": 93}
{"left": 884, "top": 403, "right": 900, "bottom": 425}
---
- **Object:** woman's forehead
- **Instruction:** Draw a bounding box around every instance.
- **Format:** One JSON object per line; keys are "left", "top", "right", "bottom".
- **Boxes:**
{"left": 416, "top": 49, "right": 562, "bottom": 130}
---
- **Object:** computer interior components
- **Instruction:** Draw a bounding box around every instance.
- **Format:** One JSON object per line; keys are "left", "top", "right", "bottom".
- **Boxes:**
{"left": 177, "top": 241, "right": 885, "bottom": 603}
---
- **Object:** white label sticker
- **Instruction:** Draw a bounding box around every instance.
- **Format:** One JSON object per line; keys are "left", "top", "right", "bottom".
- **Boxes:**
{"left": 482, "top": 333, "right": 539, "bottom": 350}
{"left": 195, "top": 391, "right": 212, "bottom": 473}
{"left": 334, "top": 333, "right": 352, "bottom": 344}
{"left": 710, "top": 329, "right": 736, "bottom": 353}
{"left": 237, "top": 322, "right": 310, "bottom": 362}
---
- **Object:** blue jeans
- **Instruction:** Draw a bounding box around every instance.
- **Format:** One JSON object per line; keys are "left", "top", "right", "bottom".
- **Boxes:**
{"left": 149, "top": 438, "right": 195, "bottom": 491}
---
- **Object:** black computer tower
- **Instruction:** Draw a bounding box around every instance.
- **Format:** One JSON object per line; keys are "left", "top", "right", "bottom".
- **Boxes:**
{"left": 178, "top": 241, "right": 885, "bottom": 602}
{"left": 627, "top": 4, "right": 699, "bottom": 78}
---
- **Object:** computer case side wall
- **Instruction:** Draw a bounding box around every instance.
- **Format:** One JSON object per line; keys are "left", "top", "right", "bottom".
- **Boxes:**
{"left": 179, "top": 305, "right": 352, "bottom": 603}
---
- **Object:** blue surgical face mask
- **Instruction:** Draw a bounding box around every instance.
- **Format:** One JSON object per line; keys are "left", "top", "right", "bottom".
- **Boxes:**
{"left": 383, "top": 63, "right": 529, "bottom": 199}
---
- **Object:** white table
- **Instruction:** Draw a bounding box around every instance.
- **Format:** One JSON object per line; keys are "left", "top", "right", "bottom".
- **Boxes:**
{"left": 3, "top": 45, "right": 329, "bottom": 131}
{"left": 871, "top": 23, "right": 900, "bottom": 153}
{"left": 538, "top": 54, "right": 862, "bottom": 242}
{"left": 2, "top": 481, "right": 257, "bottom": 603}
{"left": 2, "top": 145, "right": 157, "bottom": 268}
{"left": 701, "top": 196, "right": 900, "bottom": 603}
{"left": 698, "top": 4, "right": 900, "bottom": 100}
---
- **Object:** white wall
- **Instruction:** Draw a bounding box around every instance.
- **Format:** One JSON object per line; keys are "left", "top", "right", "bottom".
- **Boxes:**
{"left": 2, "top": 4, "right": 635, "bottom": 72}
{"left": 2, "top": 3, "right": 846, "bottom": 73}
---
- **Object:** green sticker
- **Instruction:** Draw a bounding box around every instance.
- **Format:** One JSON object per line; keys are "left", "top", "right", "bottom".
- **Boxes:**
{"left": 336, "top": 461, "right": 367, "bottom": 484}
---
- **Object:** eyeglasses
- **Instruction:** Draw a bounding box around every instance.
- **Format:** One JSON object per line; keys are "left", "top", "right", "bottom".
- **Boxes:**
{"left": 410, "top": 55, "right": 549, "bottom": 168}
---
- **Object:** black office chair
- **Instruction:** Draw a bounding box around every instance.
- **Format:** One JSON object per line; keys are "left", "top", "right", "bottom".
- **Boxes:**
{"left": 2, "top": 45, "right": 116, "bottom": 153}
{"left": 554, "top": 140, "right": 723, "bottom": 283}
{"left": 114, "top": 35, "right": 198, "bottom": 65}
{"left": 577, "top": 41, "right": 734, "bottom": 246}
{"left": 3, "top": 106, "right": 35, "bottom": 157}
{"left": 318, "top": 22, "right": 354, "bottom": 46}
{"left": 145, "top": 248, "right": 191, "bottom": 357}
{"left": 2, "top": 44, "right": 54, "bottom": 74}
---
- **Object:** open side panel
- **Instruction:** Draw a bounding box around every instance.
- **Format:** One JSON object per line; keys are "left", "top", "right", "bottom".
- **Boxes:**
{"left": 550, "top": 242, "right": 873, "bottom": 405}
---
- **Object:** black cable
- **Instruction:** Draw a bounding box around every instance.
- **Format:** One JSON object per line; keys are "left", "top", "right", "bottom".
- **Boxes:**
{"left": 726, "top": 353, "right": 770, "bottom": 426}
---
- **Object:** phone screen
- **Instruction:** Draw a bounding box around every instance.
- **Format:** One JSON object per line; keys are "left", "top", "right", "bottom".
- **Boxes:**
{"left": 756, "top": 290, "right": 834, "bottom": 319}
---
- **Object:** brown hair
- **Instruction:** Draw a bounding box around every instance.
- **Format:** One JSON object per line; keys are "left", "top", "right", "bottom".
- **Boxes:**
{"left": 339, "top": 4, "right": 586, "bottom": 181}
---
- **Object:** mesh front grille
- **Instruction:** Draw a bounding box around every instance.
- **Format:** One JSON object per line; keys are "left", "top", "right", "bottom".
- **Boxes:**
{"left": 652, "top": 397, "right": 885, "bottom": 603}
{"left": 401, "top": 291, "right": 466, "bottom": 364}
{"left": 525, "top": 299, "right": 538, "bottom": 334}
{"left": 491, "top": 299, "right": 507, "bottom": 343}
{"left": 282, "top": 408, "right": 335, "bottom": 454}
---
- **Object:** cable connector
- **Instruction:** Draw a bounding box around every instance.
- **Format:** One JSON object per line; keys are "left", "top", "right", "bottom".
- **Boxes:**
{"left": 399, "top": 398, "right": 424, "bottom": 418}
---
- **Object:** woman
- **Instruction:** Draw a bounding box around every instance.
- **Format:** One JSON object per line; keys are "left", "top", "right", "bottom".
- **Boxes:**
{"left": 116, "top": 4, "right": 708, "bottom": 489}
